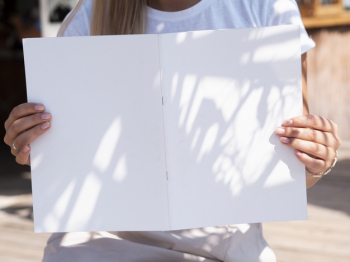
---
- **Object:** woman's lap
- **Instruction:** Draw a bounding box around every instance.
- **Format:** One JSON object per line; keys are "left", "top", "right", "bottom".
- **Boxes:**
{"left": 42, "top": 224, "right": 276, "bottom": 262}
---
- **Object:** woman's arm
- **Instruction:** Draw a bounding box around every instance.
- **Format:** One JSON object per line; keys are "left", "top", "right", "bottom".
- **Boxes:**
{"left": 302, "top": 53, "right": 321, "bottom": 188}
{"left": 302, "top": 53, "right": 308, "bottom": 115}
{"left": 275, "top": 53, "right": 341, "bottom": 188}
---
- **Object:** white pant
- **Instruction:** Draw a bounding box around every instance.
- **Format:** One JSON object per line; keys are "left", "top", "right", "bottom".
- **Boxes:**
{"left": 43, "top": 223, "right": 276, "bottom": 262}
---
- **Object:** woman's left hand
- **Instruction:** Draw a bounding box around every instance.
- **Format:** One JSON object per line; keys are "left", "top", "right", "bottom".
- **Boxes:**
{"left": 275, "top": 115, "right": 341, "bottom": 175}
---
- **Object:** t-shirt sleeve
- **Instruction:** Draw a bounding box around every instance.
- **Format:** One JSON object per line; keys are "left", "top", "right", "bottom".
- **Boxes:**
{"left": 57, "top": 0, "right": 92, "bottom": 37}
{"left": 266, "top": 0, "right": 315, "bottom": 54}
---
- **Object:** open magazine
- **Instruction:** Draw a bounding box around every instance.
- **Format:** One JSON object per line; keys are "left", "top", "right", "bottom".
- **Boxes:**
{"left": 23, "top": 25, "right": 307, "bottom": 233}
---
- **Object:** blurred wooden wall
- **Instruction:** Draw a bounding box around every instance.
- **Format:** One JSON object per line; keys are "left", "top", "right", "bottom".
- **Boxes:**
{"left": 307, "top": 25, "right": 350, "bottom": 141}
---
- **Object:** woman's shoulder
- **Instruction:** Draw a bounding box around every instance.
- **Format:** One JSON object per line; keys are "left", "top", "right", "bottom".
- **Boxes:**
{"left": 221, "top": 0, "right": 297, "bottom": 27}
{"left": 57, "top": 0, "right": 93, "bottom": 37}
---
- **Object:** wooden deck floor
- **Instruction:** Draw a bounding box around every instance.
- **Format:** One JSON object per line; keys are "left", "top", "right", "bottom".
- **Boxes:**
{"left": 0, "top": 145, "right": 349, "bottom": 262}
{"left": 263, "top": 156, "right": 350, "bottom": 262}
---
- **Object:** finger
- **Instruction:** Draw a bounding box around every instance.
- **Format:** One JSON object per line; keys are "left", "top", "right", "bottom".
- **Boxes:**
{"left": 10, "top": 142, "right": 21, "bottom": 157}
{"left": 4, "top": 112, "right": 52, "bottom": 146}
{"left": 13, "top": 121, "right": 51, "bottom": 151}
{"left": 4, "top": 103, "right": 45, "bottom": 131}
{"left": 15, "top": 144, "right": 31, "bottom": 165}
{"left": 280, "top": 137, "right": 333, "bottom": 161}
{"left": 275, "top": 127, "right": 338, "bottom": 148}
{"left": 294, "top": 150, "right": 326, "bottom": 173}
{"left": 282, "top": 115, "right": 338, "bottom": 133}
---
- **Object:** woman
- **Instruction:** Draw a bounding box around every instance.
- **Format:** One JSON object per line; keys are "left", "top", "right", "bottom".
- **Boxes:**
{"left": 3, "top": 0, "right": 341, "bottom": 261}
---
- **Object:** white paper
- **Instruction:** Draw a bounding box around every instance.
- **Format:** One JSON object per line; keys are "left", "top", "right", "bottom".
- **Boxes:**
{"left": 159, "top": 27, "right": 306, "bottom": 229}
{"left": 23, "top": 25, "right": 307, "bottom": 233}
{"left": 24, "top": 35, "right": 169, "bottom": 232}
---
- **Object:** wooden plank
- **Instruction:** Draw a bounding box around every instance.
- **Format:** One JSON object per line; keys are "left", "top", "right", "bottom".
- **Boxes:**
{"left": 0, "top": 254, "right": 38, "bottom": 262}
{"left": 272, "top": 249, "right": 350, "bottom": 262}
{"left": 306, "top": 26, "right": 350, "bottom": 140}
{"left": 0, "top": 241, "right": 45, "bottom": 261}
{"left": 303, "top": 11, "right": 350, "bottom": 28}
{"left": 0, "top": 228, "right": 49, "bottom": 247}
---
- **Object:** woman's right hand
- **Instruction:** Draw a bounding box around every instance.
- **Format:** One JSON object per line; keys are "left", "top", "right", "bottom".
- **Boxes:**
{"left": 3, "top": 103, "right": 52, "bottom": 166}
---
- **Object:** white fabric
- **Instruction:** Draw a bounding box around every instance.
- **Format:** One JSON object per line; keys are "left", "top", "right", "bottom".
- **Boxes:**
{"left": 61, "top": 0, "right": 315, "bottom": 54}
{"left": 43, "top": 0, "right": 315, "bottom": 261}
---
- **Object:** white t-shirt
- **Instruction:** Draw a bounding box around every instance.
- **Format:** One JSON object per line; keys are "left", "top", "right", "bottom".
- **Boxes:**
{"left": 60, "top": 0, "right": 315, "bottom": 54}
{"left": 44, "top": 1, "right": 315, "bottom": 261}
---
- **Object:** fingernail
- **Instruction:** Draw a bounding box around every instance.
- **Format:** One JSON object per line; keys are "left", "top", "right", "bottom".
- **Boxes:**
{"left": 23, "top": 145, "right": 30, "bottom": 153}
{"left": 275, "top": 127, "right": 285, "bottom": 135}
{"left": 283, "top": 120, "right": 293, "bottom": 126}
{"left": 280, "top": 137, "right": 289, "bottom": 144}
{"left": 41, "top": 113, "right": 51, "bottom": 120}
{"left": 35, "top": 104, "right": 45, "bottom": 111}
{"left": 41, "top": 122, "right": 50, "bottom": 129}
{"left": 295, "top": 150, "right": 302, "bottom": 157}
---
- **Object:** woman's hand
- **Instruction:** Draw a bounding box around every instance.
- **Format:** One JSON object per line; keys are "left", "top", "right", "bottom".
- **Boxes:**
{"left": 275, "top": 115, "right": 341, "bottom": 186}
{"left": 3, "top": 103, "right": 52, "bottom": 166}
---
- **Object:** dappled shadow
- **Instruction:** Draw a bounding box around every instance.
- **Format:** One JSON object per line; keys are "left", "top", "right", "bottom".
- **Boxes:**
{"left": 1, "top": 205, "right": 33, "bottom": 220}
{"left": 157, "top": 27, "right": 305, "bottom": 229}
{"left": 19, "top": 24, "right": 306, "bottom": 262}
{"left": 42, "top": 223, "right": 271, "bottom": 261}
{"left": 0, "top": 160, "right": 33, "bottom": 220}
{"left": 24, "top": 25, "right": 305, "bottom": 234}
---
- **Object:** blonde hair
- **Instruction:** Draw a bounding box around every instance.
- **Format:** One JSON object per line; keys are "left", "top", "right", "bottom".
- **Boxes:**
{"left": 58, "top": 0, "right": 148, "bottom": 37}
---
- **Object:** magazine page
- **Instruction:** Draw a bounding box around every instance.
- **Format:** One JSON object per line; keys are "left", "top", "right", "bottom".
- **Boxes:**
{"left": 159, "top": 26, "right": 307, "bottom": 230}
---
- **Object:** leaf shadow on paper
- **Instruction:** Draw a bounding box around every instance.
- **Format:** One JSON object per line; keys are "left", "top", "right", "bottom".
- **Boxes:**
{"left": 35, "top": 27, "right": 304, "bottom": 260}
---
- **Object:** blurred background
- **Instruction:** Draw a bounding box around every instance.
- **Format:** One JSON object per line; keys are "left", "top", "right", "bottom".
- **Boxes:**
{"left": 0, "top": 0, "right": 349, "bottom": 261}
